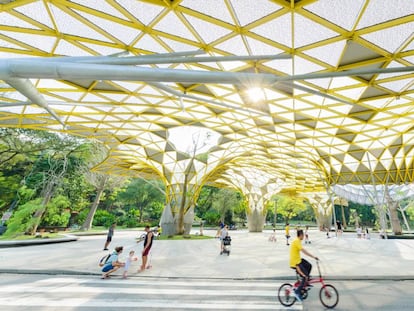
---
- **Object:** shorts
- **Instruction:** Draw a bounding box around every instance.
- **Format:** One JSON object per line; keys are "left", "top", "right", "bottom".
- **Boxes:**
{"left": 106, "top": 236, "right": 112, "bottom": 242}
{"left": 102, "top": 264, "right": 114, "bottom": 272}
{"left": 142, "top": 247, "right": 151, "bottom": 256}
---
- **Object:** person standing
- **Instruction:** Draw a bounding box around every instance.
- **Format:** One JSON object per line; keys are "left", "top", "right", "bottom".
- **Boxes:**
{"left": 285, "top": 223, "right": 290, "bottom": 246}
{"left": 290, "top": 229, "right": 319, "bottom": 302}
{"left": 200, "top": 221, "right": 204, "bottom": 236}
{"left": 103, "top": 223, "right": 116, "bottom": 251}
{"left": 336, "top": 220, "right": 343, "bottom": 236}
{"left": 139, "top": 225, "right": 154, "bottom": 272}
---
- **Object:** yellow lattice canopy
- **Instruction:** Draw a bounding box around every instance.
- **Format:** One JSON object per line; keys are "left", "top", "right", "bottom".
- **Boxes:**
{"left": 0, "top": 0, "right": 414, "bottom": 195}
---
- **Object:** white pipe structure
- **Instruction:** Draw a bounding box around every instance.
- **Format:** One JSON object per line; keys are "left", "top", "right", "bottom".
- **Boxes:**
{"left": 278, "top": 66, "right": 414, "bottom": 81}
{"left": 15, "top": 52, "right": 291, "bottom": 66}
{"left": 0, "top": 60, "right": 275, "bottom": 84}
{"left": 4, "top": 78, "right": 65, "bottom": 126}
{"left": 60, "top": 53, "right": 292, "bottom": 65}
{"left": 29, "top": 50, "right": 206, "bottom": 62}
{"left": 0, "top": 59, "right": 412, "bottom": 84}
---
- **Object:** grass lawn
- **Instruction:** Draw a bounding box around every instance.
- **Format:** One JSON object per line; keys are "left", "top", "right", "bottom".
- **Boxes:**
{"left": 0, "top": 233, "right": 64, "bottom": 240}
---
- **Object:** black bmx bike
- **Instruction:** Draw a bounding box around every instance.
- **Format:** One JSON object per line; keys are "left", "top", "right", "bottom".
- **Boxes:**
{"left": 277, "top": 260, "right": 339, "bottom": 309}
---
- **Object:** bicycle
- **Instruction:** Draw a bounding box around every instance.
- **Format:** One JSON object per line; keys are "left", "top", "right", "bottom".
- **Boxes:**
{"left": 277, "top": 260, "right": 339, "bottom": 308}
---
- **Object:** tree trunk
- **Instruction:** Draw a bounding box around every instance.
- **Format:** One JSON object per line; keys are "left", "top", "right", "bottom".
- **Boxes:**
{"left": 139, "top": 204, "right": 143, "bottom": 223}
{"left": 385, "top": 186, "right": 402, "bottom": 235}
{"left": 177, "top": 179, "right": 187, "bottom": 235}
{"left": 400, "top": 205, "right": 411, "bottom": 231}
{"left": 375, "top": 204, "right": 388, "bottom": 237}
{"left": 341, "top": 205, "right": 347, "bottom": 229}
{"left": 81, "top": 180, "right": 106, "bottom": 231}
{"left": 29, "top": 180, "right": 55, "bottom": 235}
{"left": 388, "top": 202, "right": 402, "bottom": 235}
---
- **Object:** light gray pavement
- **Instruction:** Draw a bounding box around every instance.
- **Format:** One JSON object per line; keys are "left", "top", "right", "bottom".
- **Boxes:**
{"left": 1, "top": 228, "right": 414, "bottom": 280}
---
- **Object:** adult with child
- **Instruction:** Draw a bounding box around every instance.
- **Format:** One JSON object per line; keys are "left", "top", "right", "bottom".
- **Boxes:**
{"left": 139, "top": 225, "right": 154, "bottom": 272}
{"left": 289, "top": 229, "right": 319, "bottom": 302}
{"left": 101, "top": 246, "right": 124, "bottom": 279}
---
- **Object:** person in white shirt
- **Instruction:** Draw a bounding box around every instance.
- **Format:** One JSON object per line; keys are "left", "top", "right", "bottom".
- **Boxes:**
{"left": 123, "top": 250, "right": 138, "bottom": 279}
{"left": 220, "top": 225, "right": 229, "bottom": 254}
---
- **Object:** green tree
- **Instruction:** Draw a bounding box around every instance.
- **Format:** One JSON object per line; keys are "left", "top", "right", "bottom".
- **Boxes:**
{"left": 0, "top": 128, "right": 77, "bottom": 213}
{"left": 116, "top": 178, "right": 165, "bottom": 223}
{"left": 3, "top": 198, "right": 42, "bottom": 238}
{"left": 211, "top": 188, "right": 242, "bottom": 224}
{"left": 406, "top": 203, "right": 414, "bottom": 224}
{"left": 276, "top": 195, "right": 307, "bottom": 224}
{"left": 40, "top": 195, "right": 71, "bottom": 227}
{"left": 195, "top": 186, "right": 219, "bottom": 220}
{"left": 0, "top": 129, "right": 95, "bottom": 234}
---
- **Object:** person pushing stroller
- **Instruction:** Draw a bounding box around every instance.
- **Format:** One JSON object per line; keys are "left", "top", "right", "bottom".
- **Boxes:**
{"left": 220, "top": 224, "right": 231, "bottom": 255}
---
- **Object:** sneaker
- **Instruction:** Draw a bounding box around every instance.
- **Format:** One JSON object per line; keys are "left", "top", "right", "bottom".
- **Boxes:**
{"left": 103, "top": 248, "right": 108, "bottom": 251}
{"left": 293, "top": 289, "right": 302, "bottom": 302}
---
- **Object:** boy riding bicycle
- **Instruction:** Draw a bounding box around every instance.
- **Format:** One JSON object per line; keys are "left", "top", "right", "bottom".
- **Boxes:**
{"left": 290, "top": 229, "right": 318, "bottom": 302}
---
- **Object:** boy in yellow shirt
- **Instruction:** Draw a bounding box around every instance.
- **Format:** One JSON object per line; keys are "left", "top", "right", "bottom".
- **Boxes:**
{"left": 289, "top": 229, "right": 318, "bottom": 302}
{"left": 285, "top": 223, "right": 290, "bottom": 245}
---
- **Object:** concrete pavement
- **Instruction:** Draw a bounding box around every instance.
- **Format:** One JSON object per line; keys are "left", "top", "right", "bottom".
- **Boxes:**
{"left": 0, "top": 228, "right": 413, "bottom": 280}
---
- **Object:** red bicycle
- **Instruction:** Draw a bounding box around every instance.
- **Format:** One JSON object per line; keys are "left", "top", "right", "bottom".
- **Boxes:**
{"left": 278, "top": 260, "right": 339, "bottom": 308}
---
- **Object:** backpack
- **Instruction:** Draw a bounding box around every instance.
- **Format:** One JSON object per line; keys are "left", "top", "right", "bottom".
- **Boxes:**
{"left": 99, "top": 253, "right": 111, "bottom": 267}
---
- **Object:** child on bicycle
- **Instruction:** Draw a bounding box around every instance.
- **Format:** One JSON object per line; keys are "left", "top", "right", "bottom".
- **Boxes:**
{"left": 289, "top": 229, "right": 318, "bottom": 302}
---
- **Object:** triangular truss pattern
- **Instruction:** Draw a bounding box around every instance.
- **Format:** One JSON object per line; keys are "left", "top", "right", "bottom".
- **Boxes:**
{"left": 0, "top": 0, "right": 413, "bottom": 196}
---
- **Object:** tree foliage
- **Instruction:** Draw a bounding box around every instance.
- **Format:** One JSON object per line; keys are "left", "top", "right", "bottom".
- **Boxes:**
{"left": 195, "top": 186, "right": 244, "bottom": 225}
{"left": 274, "top": 195, "right": 307, "bottom": 224}
{"left": 116, "top": 178, "right": 165, "bottom": 223}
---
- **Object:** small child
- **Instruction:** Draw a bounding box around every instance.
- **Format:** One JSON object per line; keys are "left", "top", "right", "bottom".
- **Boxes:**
{"left": 123, "top": 250, "right": 138, "bottom": 279}
{"left": 305, "top": 226, "right": 311, "bottom": 244}
{"left": 268, "top": 228, "right": 277, "bottom": 242}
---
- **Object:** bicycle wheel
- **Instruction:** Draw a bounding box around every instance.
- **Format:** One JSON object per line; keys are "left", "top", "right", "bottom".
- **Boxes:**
{"left": 319, "top": 284, "right": 339, "bottom": 309}
{"left": 278, "top": 283, "right": 296, "bottom": 307}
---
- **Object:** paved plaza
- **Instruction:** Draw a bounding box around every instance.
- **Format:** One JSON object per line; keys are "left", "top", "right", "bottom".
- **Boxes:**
{"left": 0, "top": 228, "right": 413, "bottom": 280}
{"left": 1, "top": 229, "right": 414, "bottom": 310}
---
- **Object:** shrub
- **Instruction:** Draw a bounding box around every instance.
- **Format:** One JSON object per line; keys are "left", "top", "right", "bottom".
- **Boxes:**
{"left": 93, "top": 210, "right": 116, "bottom": 227}
{"left": 4, "top": 199, "right": 43, "bottom": 237}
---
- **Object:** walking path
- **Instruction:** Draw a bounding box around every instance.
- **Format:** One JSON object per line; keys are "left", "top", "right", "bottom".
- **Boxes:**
{"left": 0, "top": 274, "right": 293, "bottom": 310}
{"left": 0, "top": 228, "right": 413, "bottom": 280}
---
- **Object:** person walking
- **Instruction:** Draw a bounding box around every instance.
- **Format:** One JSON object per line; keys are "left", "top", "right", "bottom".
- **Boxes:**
{"left": 101, "top": 246, "right": 124, "bottom": 279}
{"left": 219, "top": 224, "right": 229, "bottom": 254}
{"left": 103, "top": 223, "right": 116, "bottom": 251}
{"left": 304, "top": 225, "right": 311, "bottom": 244}
{"left": 290, "top": 229, "right": 319, "bottom": 302}
{"left": 285, "top": 223, "right": 290, "bottom": 246}
{"left": 123, "top": 250, "right": 138, "bottom": 279}
{"left": 268, "top": 228, "right": 277, "bottom": 242}
{"left": 336, "top": 220, "right": 343, "bottom": 236}
{"left": 139, "top": 225, "right": 154, "bottom": 272}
